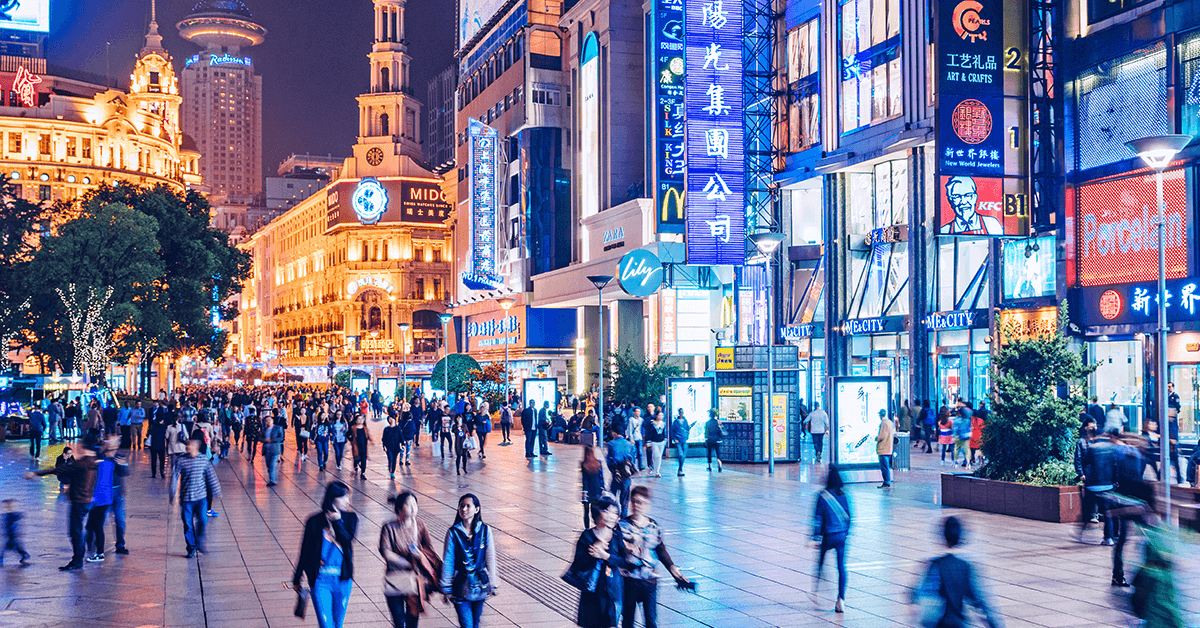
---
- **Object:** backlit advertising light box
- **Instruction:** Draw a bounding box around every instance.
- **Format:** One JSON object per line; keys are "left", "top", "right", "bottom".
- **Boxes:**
{"left": 667, "top": 378, "right": 713, "bottom": 444}
{"left": 0, "top": 0, "right": 48, "bottom": 34}
{"left": 832, "top": 377, "right": 889, "bottom": 467}
{"left": 1002, "top": 235, "right": 1056, "bottom": 300}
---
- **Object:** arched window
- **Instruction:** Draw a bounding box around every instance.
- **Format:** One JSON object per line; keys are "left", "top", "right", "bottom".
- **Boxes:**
{"left": 380, "top": 112, "right": 389, "bottom": 136}
{"left": 368, "top": 306, "right": 383, "bottom": 330}
{"left": 380, "top": 67, "right": 390, "bottom": 92}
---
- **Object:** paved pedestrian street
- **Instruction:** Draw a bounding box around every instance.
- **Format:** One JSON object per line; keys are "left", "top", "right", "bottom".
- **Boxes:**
{"left": 1, "top": 430, "right": 1196, "bottom": 628}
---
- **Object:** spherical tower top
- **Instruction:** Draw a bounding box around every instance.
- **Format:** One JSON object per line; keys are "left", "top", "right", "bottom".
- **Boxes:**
{"left": 177, "top": 0, "right": 267, "bottom": 50}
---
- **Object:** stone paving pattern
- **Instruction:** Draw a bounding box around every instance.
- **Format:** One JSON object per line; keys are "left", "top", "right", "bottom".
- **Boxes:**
{"left": 1, "top": 426, "right": 1197, "bottom": 628}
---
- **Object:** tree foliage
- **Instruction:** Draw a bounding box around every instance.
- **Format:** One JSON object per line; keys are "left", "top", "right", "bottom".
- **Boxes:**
{"left": 0, "top": 182, "right": 57, "bottom": 347}
{"left": 334, "top": 369, "right": 371, "bottom": 388}
{"left": 466, "top": 362, "right": 508, "bottom": 409}
{"left": 431, "top": 353, "right": 481, "bottom": 394}
{"left": 604, "top": 349, "right": 684, "bottom": 409}
{"left": 977, "top": 304, "right": 1096, "bottom": 485}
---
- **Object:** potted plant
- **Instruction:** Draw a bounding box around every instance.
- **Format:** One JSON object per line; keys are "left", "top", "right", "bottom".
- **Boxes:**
{"left": 941, "top": 304, "right": 1097, "bottom": 522}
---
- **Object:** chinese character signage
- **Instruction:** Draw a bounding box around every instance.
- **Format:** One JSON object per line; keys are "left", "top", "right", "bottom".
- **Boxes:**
{"left": 12, "top": 66, "right": 41, "bottom": 107}
{"left": 652, "top": 0, "right": 686, "bottom": 232}
{"left": 463, "top": 118, "right": 502, "bottom": 291}
{"left": 1076, "top": 278, "right": 1200, "bottom": 328}
{"left": 685, "top": 0, "right": 745, "bottom": 265}
{"left": 997, "top": 306, "right": 1057, "bottom": 342}
{"left": 1071, "top": 169, "right": 1188, "bottom": 288}
{"left": 399, "top": 181, "right": 452, "bottom": 224}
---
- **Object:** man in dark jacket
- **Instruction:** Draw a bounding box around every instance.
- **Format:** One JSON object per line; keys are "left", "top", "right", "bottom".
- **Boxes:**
{"left": 521, "top": 401, "right": 536, "bottom": 458}
{"left": 1086, "top": 396, "right": 1107, "bottom": 425}
{"left": 910, "top": 517, "right": 1001, "bottom": 628}
{"left": 260, "top": 415, "right": 285, "bottom": 487}
{"left": 27, "top": 439, "right": 99, "bottom": 570}
{"left": 148, "top": 415, "right": 169, "bottom": 478}
{"left": 27, "top": 406, "right": 45, "bottom": 459}
{"left": 1079, "top": 429, "right": 1116, "bottom": 545}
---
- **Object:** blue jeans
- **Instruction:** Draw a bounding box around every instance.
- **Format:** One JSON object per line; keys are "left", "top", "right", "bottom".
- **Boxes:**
{"left": 817, "top": 538, "right": 847, "bottom": 599}
{"left": 69, "top": 502, "right": 90, "bottom": 565}
{"left": 312, "top": 574, "right": 353, "bottom": 628}
{"left": 453, "top": 600, "right": 485, "bottom": 628}
{"left": 879, "top": 454, "right": 893, "bottom": 484}
{"left": 265, "top": 452, "right": 280, "bottom": 483}
{"left": 181, "top": 498, "right": 207, "bottom": 553}
{"left": 634, "top": 440, "right": 645, "bottom": 469}
{"left": 674, "top": 442, "right": 687, "bottom": 473}
{"left": 111, "top": 490, "right": 126, "bottom": 549}
{"left": 315, "top": 440, "right": 329, "bottom": 468}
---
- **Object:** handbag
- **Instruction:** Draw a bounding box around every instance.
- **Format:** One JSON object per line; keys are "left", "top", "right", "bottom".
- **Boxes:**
{"left": 299, "top": 429, "right": 311, "bottom": 439}
{"left": 384, "top": 568, "right": 421, "bottom": 597}
{"left": 561, "top": 561, "right": 602, "bottom": 592}
{"left": 463, "top": 435, "right": 478, "bottom": 451}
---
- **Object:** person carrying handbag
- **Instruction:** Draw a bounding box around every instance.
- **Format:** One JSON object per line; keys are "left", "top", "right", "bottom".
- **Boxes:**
{"left": 380, "top": 492, "right": 443, "bottom": 628}
{"left": 565, "top": 494, "right": 625, "bottom": 628}
{"left": 292, "top": 481, "right": 358, "bottom": 628}
{"left": 439, "top": 494, "right": 498, "bottom": 628}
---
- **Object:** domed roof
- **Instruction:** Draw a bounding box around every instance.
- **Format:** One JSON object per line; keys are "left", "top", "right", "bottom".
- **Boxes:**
{"left": 180, "top": 133, "right": 199, "bottom": 152}
{"left": 188, "top": 0, "right": 254, "bottom": 18}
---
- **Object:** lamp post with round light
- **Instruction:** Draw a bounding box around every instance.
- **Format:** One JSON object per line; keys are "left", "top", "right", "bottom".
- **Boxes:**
{"left": 397, "top": 322, "right": 410, "bottom": 402}
{"left": 587, "top": 275, "right": 613, "bottom": 426}
{"left": 750, "top": 230, "right": 786, "bottom": 474}
{"left": 439, "top": 312, "right": 454, "bottom": 403}
{"left": 499, "top": 299, "right": 515, "bottom": 404}
{"left": 1126, "top": 133, "right": 1192, "bottom": 526}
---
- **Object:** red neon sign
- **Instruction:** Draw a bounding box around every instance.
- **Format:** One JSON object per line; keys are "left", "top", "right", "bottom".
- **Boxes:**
{"left": 12, "top": 66, "right": 41, "bottom": 107}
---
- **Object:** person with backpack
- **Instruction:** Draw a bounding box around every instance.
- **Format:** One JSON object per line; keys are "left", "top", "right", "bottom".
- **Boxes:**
{"left": 703, "top": 409, "right": 724, "bottom": 472}
{"left": 606, "top": 426, "right": 637, "bottom": 517}
{"left": 811, "top": 465, "right": 850, "bottom": 613}
{"left": 910, "top": 516, "right": 1002, "bottom": 628}
{"left": 566, "top": 494, "right": 624, "bottom": 628}
{"left": 499, "top": 402, "right": 513, "bottom": 445}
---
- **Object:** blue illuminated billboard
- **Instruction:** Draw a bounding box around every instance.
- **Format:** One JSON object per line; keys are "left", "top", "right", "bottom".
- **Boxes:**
{"left": 652, "top": 0, "right": 686, "bottom": 232}
{"left": 684, "top": 0, "right": 745, "bottom": 265}
{"left": 463, "top": 118, "right": 502, "bottom": 290}
{"left": 0, "top": 0, "right": 49, "bottom": 34}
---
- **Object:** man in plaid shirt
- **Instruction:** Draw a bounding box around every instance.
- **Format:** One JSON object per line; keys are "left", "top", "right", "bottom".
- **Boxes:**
{"left": 170, "top": 439, "right": 220, "bottom": 557}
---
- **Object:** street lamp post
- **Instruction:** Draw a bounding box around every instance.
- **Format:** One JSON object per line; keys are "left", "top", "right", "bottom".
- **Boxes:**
{"left": 398, "top": 322, "right": 410, "bottom": 402}
{"left": 369, "top": 330, "right": 380, "bottom": 391}
{"left": 499, "top": 299, "right": 515, "bottom": 404}
{"left": 439, "top": 312, "right": 454, "bottom": 402}
{"left": 1126, "top": 133, "right": 1192, "bottom": 526}
{"left": 750, "top": 230, "right": 786, "bottom": 475}
{"left": 587, "top": 276, "right": 613, "bottom": 427}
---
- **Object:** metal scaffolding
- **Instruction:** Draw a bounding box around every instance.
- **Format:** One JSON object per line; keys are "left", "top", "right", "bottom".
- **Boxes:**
{"left": 742, "top": 0, "right": 778, "bottom": 234}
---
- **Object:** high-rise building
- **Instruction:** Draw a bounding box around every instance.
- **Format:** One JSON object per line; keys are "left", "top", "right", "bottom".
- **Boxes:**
{"left": 424, "top": 64, "right": 457, "bottom": 171}
{"left": 176, "top": 0, "right": 266, "bottom": 204}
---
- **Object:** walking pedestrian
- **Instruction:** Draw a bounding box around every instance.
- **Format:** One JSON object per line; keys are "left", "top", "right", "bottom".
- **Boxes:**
{"left": 293, "top": 481, "right": 358, "bottom": 628}
{"left": 453, "top": 415, "right": 473, "bottom": 475}
{"left": 295, "top": 408, "right": 310, "bottom": 462}
{"left": 27, "top": 438, "right": 98, "bottom": 570}
{"left": 1079, "top": 426, "right": 1116, "bottom": 546}
{"left": 83, "top": 439, "right": 121, "bottom": 563}
{"left": 954, "top": 400, "right": 973, "bottom": 467}
{"left": 130, "top": 403, "right": 145, "bottom": 450}
{"left": 618, "top": 487, "right": 694, "bottom": 628}
{"left": 970, "top": 404, "right": 988, "bottom": 466}
{"left": 399, "top": 410, "right": 417, "bottom": 466}
{"left": 566, "top": 494, "right": 624, "bottom": 628}
{"left": 521, "top": 401, "right": 537, "bottom": 458}
{"left": 102, "top": 437, "right": 131, "bottom": 555}
{"left": 244, "top": 409, "right": 262, "bottom": 462}
{"left": 47, "top": 397, "right": 63, "bottom": 444}
{"left": 806, "top": 403, "right": 828, "bottom": 463}
{"left": 474, "top": 403, "right": 491, "bottom": 460}
{"left": 703, "top": 409, "right": 724, "bottom": 472}
{"left": 644, "top": 413, "right": 667, "bottom": 478}
{"left": 669, "top": 410, "right": 694, "bottom": 477}
{"left": 938, "top": 410, "right": 955, "bottom": 464}
{"left": 440, "top": 408, "right": 455, "bottom": 459}
{"left": 170, "top": 438, "right": 221, "bottom": 558}
{"left": 606, "top": 427, "right": 637, "bottom": 516}
{"left": 909, "top": 517, "right": 1002, "bottom": 628}
{"left": 581, "top": 447, "right": 606, "bottom": 528}
{"left": 876, "top": 409, "right": 895, "bottom": 488}
{"left": 27, "top": 404, "right": 44, "bottom": 459}
{"left": 351, "top": 417, "right": 372, "bottom": 480}
{"left": 811, "top": 465, "right": 850, "bottom": 613}
{"left": 625, "top": 408, "right": 644, "bottom": 470}
{"left": 332, "top": 413, "right": 348, "bottom": 469}
{"left": 383, "top": 416, "right": 403, "bottom": 478}
{"left": 380, "top": 492, "right": 442, "bottom": 628}
{"left": 499, "top": 402, "right": 513, "bottom": 444}
{"left": 1110, "top": 430, "right": 1156, "bottom": 587}
{"left": 261, "top": 414, "right": 285, "bottom": 487}
{"left": 0, "top": 499, "right": 30, "bottom": 566}
{"left": 439, "top": 494, "right": 498, "bottom": 628}
{"left": 921, "top": 400, "right": 936, "bottom": 453}
{"left": 314, "top": 415, "right": 331, "bottom": 472}
{"left": 538, "top": 401, "right": 554, "bottom": 456}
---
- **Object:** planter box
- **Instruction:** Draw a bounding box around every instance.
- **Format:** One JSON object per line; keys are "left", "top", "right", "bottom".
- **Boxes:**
{"left": 941, "top": 474, "right": 1082, "bottom": 523}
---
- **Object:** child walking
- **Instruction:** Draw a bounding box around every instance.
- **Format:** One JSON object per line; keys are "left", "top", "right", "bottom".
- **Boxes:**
{"left": 1, "top": 499, "right": 31, "bottom": 566}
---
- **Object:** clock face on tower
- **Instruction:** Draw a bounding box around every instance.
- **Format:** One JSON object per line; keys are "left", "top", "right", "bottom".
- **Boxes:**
{"left": 366, "top": 147, "right": 384, "bottom": 166}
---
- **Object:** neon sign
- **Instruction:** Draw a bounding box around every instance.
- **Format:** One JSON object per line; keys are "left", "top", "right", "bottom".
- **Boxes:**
{"left": 185, "top": 54, "right": 251, "bottom": 68}
{"left": 684, "top": 0, "right": 745, "bottom": 265}
{"left": 653, "top": 0, "right": 686, "bottom": 232}
{"left": 463, "top": 118, "right": 501, "bottom": 291}
{"left": 922, "top": 309, "right": 986, "bottom": 330}
{"left": 12, "top": 66, "right": 41, "bottom": 107}
{"left": 351, "top": 178, "right": 389, "bottom": 225}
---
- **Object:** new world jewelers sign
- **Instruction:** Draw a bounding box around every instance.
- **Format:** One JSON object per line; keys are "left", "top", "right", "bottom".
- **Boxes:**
{"left": 684, "top": 0, "right": 745, "bottom": 265}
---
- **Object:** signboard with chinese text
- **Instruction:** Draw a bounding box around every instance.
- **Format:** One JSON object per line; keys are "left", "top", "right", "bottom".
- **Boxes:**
{"left": 661, "top": 288, "right": 678, "bottom": 354}
{"left": 399, "top": 181, "right": 453, "bottom": 224}
{"left": 832, "top": 377, "right": 889, "bottom": 468}
{"left": 652, "top": 0, "right": 686, "bottom": 232}
{"left": 715, "top": 346, "right": 734, "bottom": 369}
{"left": 1076, "top": 278, "right": 1200, "bottom": 328}
{"left": 1072, "top": 170, "right": 1188, "bottom": 288}
{"left": 997, "top": 306, "right": 1057, "bottom": 342}
{"left": 717, "top": 385, "right": 751, "bottom": 421}
{"left": 464, "top": 119, "right": 502, "bottom": 290}
{"left": 465, "top": 309, "right": 524, "bottom": 353}
{"left": 684, "top": 0, "right": 746, "bottom": 265}
{"left": 667, "top": 378, "right": 713, "bottom": 443}
{"left": 325, "top": 178, "right": 450, "bottom": 229}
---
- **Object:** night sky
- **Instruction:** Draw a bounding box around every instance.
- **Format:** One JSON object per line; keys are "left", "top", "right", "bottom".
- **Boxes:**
{"left": 46, "top": 0, "right": 457, "bottom": 175}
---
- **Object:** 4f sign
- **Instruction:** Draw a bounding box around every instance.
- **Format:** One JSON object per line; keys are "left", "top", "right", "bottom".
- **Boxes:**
{"left": 617, "top": 249, "right": 664, "bottom": 297}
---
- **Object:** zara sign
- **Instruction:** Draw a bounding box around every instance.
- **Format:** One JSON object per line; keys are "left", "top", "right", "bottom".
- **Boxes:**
{"left": 617, "top": 249, "right": 664, "bottom": 297}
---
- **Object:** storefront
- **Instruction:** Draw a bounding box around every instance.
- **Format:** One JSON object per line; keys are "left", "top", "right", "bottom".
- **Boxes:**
{"left": 461, "top": 304, "right": 579, "bottom": 390}
{"left": 841, "top": 315, "right": 910, "bottom": 405}
{"left": 712, "top": 345, "right": 803, "bottom": 463}
{"left": 923, "top": 309, "right": 990, "bottom": 407}
{"left": 780, "top": 323, "right": 825, "bottom": 412}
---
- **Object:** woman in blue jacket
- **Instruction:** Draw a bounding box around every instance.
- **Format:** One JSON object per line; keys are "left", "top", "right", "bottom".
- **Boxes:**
{"left": 440, "top": 493, "right": 498, "bottom": 628}
{"left": 812, "top": 465, "right": 851, "bottom": 613}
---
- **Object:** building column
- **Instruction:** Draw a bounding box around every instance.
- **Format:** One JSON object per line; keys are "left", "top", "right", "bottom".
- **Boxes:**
{"left": 822, "top": 173, "right": 848, "bottom": 380}
{"left": 375, "top": 6, "right": 382, "bottom": 43}
{"left": 908, "top": 146, "right": 931, "bottom": 404}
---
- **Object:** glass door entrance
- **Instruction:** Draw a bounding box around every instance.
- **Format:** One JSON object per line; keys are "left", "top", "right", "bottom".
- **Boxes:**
{"left": 937, "top": 355, "right": 962, "bottom": 407}
{"left": 1168, "top": 364, "right": 1199, "bottom": 440}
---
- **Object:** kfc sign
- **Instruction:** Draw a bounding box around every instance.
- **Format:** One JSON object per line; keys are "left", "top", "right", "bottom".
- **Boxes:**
{"left": 1073, "top": 170, "right": 1188, "bottom": 287}
{"left": 937, "top": 175, "right": 1028, "bottom": 236}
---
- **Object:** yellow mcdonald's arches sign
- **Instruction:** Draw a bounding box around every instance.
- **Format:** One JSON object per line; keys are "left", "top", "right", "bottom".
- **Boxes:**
{"left": 661, "top": 187, "right": 685, "bottom": 222}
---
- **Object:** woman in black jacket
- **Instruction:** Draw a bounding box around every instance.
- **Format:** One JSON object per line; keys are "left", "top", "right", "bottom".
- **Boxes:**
{"left": 292, "top": 481, "right": 358, "bottom": 628}
{"left": 568, "top": 494, "right": 624, "bottom": 628}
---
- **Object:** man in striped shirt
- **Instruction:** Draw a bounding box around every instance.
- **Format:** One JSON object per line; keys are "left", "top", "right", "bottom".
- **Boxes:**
{"left": 170, "top": 439, "right": 220, "bottom": 557}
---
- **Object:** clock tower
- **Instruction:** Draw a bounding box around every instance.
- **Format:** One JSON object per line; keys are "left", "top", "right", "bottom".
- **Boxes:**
{"left": 352, "top": 0, "right": 426, "bottom": 178}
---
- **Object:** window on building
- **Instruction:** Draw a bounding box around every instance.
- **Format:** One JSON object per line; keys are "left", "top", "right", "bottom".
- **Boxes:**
{"left": 405, "top": 110, "right": 416, "bottom": 139}
{"left": 1180, "top": 34, "right": 1200, "bottom": 140}
{"left": 381, "top": 112, "right": 390, "bottom": 136}
{"left": 362, "top": 242, "right": 369, "bottom": 261}
{"left": 38, "top": 184, "right": 50, "bottom": 201}
{"left": 432, "top": 247, "right": 442, "bottom": 263}
{"left": 1088, "top": 0, "right": 1152, "bottom": 24}
{"left": 433, "top": 278, "right": 442, "bottom": 299}
{"left": 839, "top": 0, "right": 901, "bottom": 134}
{"left": 414, "top": 245, "right": 425, "bottom": 261}
{"left": 787, "top": 18, "right": 821, "bottom": 152}
{"left": 66, "top": 136, "right": 77, "bottom": 157}
{"left": 529, "top": 30, "right": 563, "bottom": 70}
{"left": 415, "top": 278, "right": 425, "bottom": 299}
{"left": 8, "top": 133, "right": 20, "bottom": 154}
{"left": 82, "top": 138, "right": 91, "bottom": 159}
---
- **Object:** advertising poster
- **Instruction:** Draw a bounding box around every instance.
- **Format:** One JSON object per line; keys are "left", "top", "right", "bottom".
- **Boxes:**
{"left": 767, "top": 394, "right": 788, "bottom": 460}
{"left": 580, "top": 34, "right": 601, "bottom": 220}
{"left": 377, "top": 378, "right": 398, "bottom": 402}
{"left": 832, "top": 377, "right": 889, "bottom": 467}
{"left": 667, "top": 378, "right": 713, "bottom": 444}
{"left": 351, "top": 376, "right": 371, "bottom": 395}
{"left": 325, "top": 178, "right": 450, "bottom": 229}
{"left": 464, "top": 118, "right": 501, "bottom": 290}
{"left": 523, "top": 378, "right": 558, "bottom": 415}
{"left": 1002, "top": 235, "right": 1056, "bottom": 300}
{"left": 1073, "top": 169, "right": 1188, "bottom": 287}
{"left": 937, "top": 175, "right": 1028, "bottom": 236}
{"left": 0, "top": 0, "right": 48, "bottom": 33}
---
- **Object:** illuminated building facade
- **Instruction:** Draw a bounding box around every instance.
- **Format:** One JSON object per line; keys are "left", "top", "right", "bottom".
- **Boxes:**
{"left": 231, "top": 0, "right": 452, "bottom": 386}
{"left": 177, "top": 0, "right": 266, "bottom": 204}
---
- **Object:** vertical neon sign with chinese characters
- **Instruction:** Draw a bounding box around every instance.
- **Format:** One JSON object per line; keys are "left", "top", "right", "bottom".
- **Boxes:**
{"left": 12, "top": 66, "right": 41, "bottom": 108}
{"left": 653, "top": 0, "right": 686, "bottom": 232}
{"left": 684, "top": 0, "right": 745, "bottom": 265}
{"left": 463, "top": 118, "right": 502, "bottom": 291}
